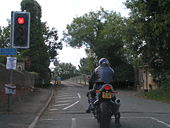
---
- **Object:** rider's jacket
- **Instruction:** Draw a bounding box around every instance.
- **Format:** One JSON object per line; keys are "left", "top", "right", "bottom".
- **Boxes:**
{"left": 89, "top": 63, "right": 115, "bottom": 90}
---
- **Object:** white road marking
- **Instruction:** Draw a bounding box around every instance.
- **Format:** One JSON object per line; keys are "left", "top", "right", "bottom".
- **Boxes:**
{"left": 41, "top": 116, "right": 170, "bottom": 128}
{"left": 55, "top": 100, "right": 72, "bottom": 103}
{"left": 55, "top": 95, "right": 75, "bottom": 98}
{"left": 71, "top": 118, "right": 76, "bottom": 128}
{"left": 77, "top": 93, "right": 81, "bottom": 99}
{"left": 63, "top": 101, "right": 79, "bottom": 110}
{"left": 151, "top": 117, "right": 170, "bottom": 128}
{"left": 53, "top": 103, "right": 69, "bottom": 107}
{"left": 112, "top": 116, "right": 151, "bottom": 119}
{"left": 50, "top": 109, "right": 59, "bottom": 111}
{"left": 56, "top": 97, "right": 77, "bottom": 100}
{"left": 57, "top": 93, "right": 73, "bottom": 95}
{"left": 120, "top": 116, "right": 170, "bottom": 127}
{"left": 41, "top": 117, "right": 94, "bottom": 121}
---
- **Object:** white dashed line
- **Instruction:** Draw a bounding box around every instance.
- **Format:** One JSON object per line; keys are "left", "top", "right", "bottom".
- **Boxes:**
{"left": 71, "top": 118, "right": 76, "bottom": 128}
{"left": 77, "top": 93, "right": 81, "bottom": 99}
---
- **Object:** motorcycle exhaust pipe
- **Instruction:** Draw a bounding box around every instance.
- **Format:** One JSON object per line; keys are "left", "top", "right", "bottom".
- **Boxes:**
{"left": 115, "top": 98, "right": 121, "bottom": 105}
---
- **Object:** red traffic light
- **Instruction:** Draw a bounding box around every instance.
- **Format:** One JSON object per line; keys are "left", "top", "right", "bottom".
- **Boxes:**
{"left": 17, "top": 17, "right": 25, "bottom": 24}
{"left": 12, "top": 11, "right": 30, "bottom": 48}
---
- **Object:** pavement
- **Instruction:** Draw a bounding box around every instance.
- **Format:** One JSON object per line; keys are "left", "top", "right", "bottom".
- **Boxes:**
{"left": 0, "top": 87, "right": 54, "bottom": 128}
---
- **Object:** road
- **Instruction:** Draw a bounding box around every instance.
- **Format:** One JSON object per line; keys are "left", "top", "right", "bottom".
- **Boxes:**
{"left": 34, "top": 81, "right": 170, "bottom": 128}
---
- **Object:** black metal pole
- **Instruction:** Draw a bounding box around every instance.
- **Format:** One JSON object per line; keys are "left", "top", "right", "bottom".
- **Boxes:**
{"left": 7, "top": 94, "right": 11, "bottom": 112}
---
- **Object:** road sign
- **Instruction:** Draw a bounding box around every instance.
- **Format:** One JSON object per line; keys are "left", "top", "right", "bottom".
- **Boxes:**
{"left": 0, "top": 48, "right": 17, "bottom": 55}
{"left": 6, "top": 57, "right": 17, "bottom": 70}
{"left": 5, "top": 84, "right": 16, "bottom": 94}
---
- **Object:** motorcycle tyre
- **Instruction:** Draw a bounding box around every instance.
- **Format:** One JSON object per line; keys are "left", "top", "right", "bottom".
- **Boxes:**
{"left": 99, "top": 102, "right": 112, "bottom": 128}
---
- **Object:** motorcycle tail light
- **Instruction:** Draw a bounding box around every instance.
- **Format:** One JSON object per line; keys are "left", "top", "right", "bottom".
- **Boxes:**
{"left": 104, "top": 85, "right": 111, "bottom": 91}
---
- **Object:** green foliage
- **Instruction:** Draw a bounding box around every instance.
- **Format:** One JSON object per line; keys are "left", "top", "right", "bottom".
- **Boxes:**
{"left": 42, "top": 22, "right": 63, "bottom": 59}
{"left": 54, "top": 63, "right": 79, "bottom": 80}
{"left": 125, "top": 0, "right": 170, "bottom": 84}
{"left": 123, "top": 18, "right": 143, "bottom": 66}
{"left": 63, "top": 8, "right": 134, "bottom": 82}
{"left": 78, "top": 57, "right": 96, "bottom": 74}
{"left": 0, "top": 0, "right": 62, "bottom": 84}
{"left": 20, "top": 0, "right": 62, "bottom": 84}
{"left": 0, "top": 24, "right": 10, "bottom": 48}
{"left": 114, "top": 63, "right": 134, "bottom": 82}
{"left": 0, "top": 21, "right": 11, "bottom": 64}
{"left": 20, "top": 0, "right": 50, "bottom": 83}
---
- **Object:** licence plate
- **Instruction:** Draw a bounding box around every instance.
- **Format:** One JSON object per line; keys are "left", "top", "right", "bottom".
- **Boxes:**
{"left": 102, "top": 92, "right": 112, "bottom": 99}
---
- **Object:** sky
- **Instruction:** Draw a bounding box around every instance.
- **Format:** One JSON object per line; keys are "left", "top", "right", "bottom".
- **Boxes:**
{"left": 0, "top": 0, "right": 129, "bottom": 68}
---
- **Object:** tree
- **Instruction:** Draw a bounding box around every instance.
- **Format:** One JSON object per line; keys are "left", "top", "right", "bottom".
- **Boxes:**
{"left": 0, "top": 21, "right": 11, "bottom": 64}
{"left": 0, "top": 0, "right": 62, "bottom": 84}
{"left": 42, "top": 22, "right": 63, "bottom": 60}
{"left": 20, "top": 0, "right": 52, "bottom": 83}
{"left": 63, "top": 8, "right": 126, "bottom": 64}
{"left": 54, "top": 62, "right": 79, "bottom": 80}
{"left": 0, "top": 24, "right": 10, "bottom": 48}
{"left": 63, "top": 8, "right": 134, "bottom": 82}
{"left": 125, "top": 0, "right": 170, "bottom": 83}
{"left": 78, "top": 57, "right": 96, "bottom": 74}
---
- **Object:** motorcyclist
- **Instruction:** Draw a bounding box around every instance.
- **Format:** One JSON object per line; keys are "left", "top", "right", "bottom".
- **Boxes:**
{"left": 86, "top": 58, "right": 115, "bottom": 113}
{"left": 86, "top": 58, "right": 121, "bottom": 126}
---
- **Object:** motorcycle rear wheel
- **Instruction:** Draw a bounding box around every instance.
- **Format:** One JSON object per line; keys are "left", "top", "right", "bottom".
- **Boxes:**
{"left": 99, "top": 102, "right": 112, "bottom": 128}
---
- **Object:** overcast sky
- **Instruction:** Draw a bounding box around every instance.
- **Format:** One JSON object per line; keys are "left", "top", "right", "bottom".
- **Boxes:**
{"left": 0, "top": 0, "right": 129, "bottom": 68}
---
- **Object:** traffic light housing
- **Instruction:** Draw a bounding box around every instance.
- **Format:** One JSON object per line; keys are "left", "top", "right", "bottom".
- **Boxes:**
{"left": 11, "top": 11, "right": 30, "bottom": 48}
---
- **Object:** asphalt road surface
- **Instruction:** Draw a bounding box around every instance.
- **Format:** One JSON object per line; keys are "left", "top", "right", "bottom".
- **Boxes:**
{"left": 34, "top": 81, "right": 170, "bottom": 128}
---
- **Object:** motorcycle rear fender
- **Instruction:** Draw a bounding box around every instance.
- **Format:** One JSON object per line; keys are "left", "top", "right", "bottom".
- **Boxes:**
{"left": 99, "top": 84, "right": 114, "bottom": 92}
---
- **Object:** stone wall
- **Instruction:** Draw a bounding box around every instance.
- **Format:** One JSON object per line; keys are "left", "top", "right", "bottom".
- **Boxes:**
{"left": 0, "top": 64, "right": 38, "bottom": 107}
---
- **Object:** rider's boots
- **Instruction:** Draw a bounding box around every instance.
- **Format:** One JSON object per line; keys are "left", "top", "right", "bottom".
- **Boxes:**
{"left": 86, "top": 106, "right": 91, "bottom": 113}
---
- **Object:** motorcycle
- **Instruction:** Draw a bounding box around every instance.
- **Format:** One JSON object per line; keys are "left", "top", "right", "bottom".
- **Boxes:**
{"left": 89, "top": 84, "right": 121, "bottom": 128}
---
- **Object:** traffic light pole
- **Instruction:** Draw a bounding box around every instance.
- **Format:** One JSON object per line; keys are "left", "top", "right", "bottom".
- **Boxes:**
{"left": 8, "top": 39, "right": 14, "bottom": 112}
{"left": 6, "top": 11, "right": 30, "bottom": 112}
{"left": 7, "top": 69, "right": 15, "bottom": 112}
{"left": 5, "top": 41, "right": 13, "bottom": 112}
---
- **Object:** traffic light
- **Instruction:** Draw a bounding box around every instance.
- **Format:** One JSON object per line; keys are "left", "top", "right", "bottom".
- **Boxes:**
{"left": 11, "top": 11, "right": 30, "bottom": 48}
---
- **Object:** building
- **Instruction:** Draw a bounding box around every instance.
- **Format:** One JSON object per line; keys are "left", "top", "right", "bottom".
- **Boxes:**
{"left": 138, "top": 65, "right": 158, "bottom": 91}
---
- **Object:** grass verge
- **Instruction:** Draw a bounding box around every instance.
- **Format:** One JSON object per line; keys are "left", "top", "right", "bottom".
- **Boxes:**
{"left": 144, "top": 89, "right": 170, "bottom": 103}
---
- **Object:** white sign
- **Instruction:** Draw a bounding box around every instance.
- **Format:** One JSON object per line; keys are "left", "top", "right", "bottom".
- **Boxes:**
{"left": 6, "top": 57, "right": 17, "bottom": 70}
{"left": 5, "top": 84, "right": 16, "bottom": 94}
